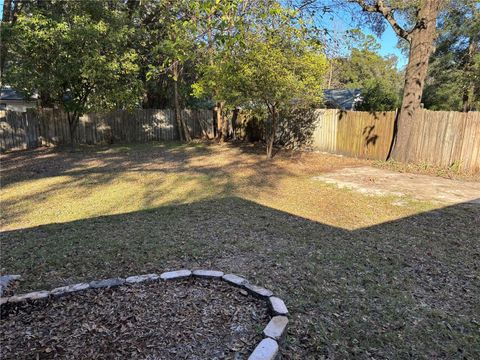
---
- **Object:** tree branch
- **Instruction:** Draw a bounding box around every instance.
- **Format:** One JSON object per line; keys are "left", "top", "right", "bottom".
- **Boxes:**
{"left": 351, "top": 0, "right": 410, "bottom": 41}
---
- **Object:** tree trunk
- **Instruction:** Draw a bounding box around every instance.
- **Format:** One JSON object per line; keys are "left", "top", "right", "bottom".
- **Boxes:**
{"left": 231, "top": 108, "right": 239, "bottom": 140}
{"left": 172, "top": 61, "right": 191, "bottom": 142}
{"left": 216, "top": 101, "right": 227, "bottom": 142}
{"left": 328, "top": 60, "right": 333, "bottom": 89}
{"left": 462, "top": 89, "right": 470, "bottom": 113}
{"left": 173, "top": 77, "right": 184, "bottom": 142}
{"left": 266, "top": 106, "right": 277, "bottom": 159}
{"left": 212, "top": 108, "right": 217, "bottom": 138}
{"left": 66, "top": 111, "right": 79, "bottom": 147}
{"left": 222, "top": 103, "right": 229, "bottom": 141}
{"left": 2, "top": 0, "right": 12, "bottom": 22}
{"left": 390, "top": 0, "right": 441, "bottom": 162}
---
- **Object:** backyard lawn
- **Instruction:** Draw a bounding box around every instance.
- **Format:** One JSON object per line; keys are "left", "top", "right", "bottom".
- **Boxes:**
{"left": 1, "top": 142, "right": 479, "bottom": 359}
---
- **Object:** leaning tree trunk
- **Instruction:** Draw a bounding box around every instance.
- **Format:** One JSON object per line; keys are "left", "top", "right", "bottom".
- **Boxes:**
{"left": 390, "top": 0, "right": 441, "bottom": 162}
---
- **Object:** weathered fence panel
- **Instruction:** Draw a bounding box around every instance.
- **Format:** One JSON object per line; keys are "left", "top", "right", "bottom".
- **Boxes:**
{"left": 459, "top": 112, "right": 480, "bottom": 172}
{"left": 1, "top": 107, "right": 479, "bottom": 172}
{"left": 0, "top": 108, "right": 214, "bottom": 152}
{"left": 0, "top": 110, "right": 40, "bottom": 151}
{"left": 406, "top": 109, "right": 480, "bottom": 172}
{"left": 336, "top": 110, "right": 396, "bottom": 160}
{"left": 309, "top": 109, "right": 479, "bottom": 172}
{"left": 311, "top": 109, "right": 339, "bottom": 152}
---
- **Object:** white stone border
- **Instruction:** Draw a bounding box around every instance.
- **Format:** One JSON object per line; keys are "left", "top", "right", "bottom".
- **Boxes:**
{"left": 0, "top": 274, "right": 21, "bottom": 297}
{"left": 0, "top": 270, "right": 289, "bottom": 360}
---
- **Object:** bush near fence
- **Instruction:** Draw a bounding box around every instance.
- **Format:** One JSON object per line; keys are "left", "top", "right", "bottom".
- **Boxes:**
{"left": 1, "top": 107, "right": 479, "bottom": 173}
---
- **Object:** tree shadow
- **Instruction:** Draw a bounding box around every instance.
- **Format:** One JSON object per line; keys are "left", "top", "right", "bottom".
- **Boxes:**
{"left": 1, "top": 196, "right": 478, "bottom": 358}
{"left": 0, "top": 141, "right": 282, "bottom": 188}
{"left": 0, "top": 141, "right": 306, "bottom": 229}
{"left": 363, "top": 124, "right": 379, "bottom": 146}
{"left": 276, "top": 108, "right": 318, "bottom": 150}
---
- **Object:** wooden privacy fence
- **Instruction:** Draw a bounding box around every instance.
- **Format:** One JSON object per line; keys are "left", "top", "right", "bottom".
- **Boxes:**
{"left": 402, "top": 109, "right": 480, "bottom": 172}
{"left": 1, "top": 107, "right": 479, "bottom": 172}
{"left": 312, "top": 109, "right": 480, "bottom": 172}
{"left": 311, "top": 109, "right": 339, "bottom": 153}
{"left": 312, "top": 109, "right": 396, "bottom": 160}
{"left": 0, "top": 108, "right": 214, "bottom": 151}
{"left": 336, "top": 110, "right": 396, "bottom": 160}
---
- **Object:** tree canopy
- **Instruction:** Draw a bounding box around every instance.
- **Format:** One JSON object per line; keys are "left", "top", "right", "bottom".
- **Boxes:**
{"left": 1, "top": 0, "right": 477, "bottom": 156}
{"left": 423, "top": 0, "right": 480, "bottom": 111}
{"left": 332, "top": 38, "right": 403, "bottom": 111}
{"left": 4, "top": 0, "right": 142, "bottom": 141}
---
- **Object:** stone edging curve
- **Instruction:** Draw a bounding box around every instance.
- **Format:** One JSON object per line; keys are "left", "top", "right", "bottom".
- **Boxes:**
{"left": 0, "top": 270, "right": 288, "bottom": 360}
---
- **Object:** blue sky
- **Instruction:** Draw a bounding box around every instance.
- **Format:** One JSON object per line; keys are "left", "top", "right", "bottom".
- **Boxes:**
{"left": 367, "top": 27, "right": 407, "bottom": 68}
{"left": 0, "top": 0, "right": 408, "bottom": 68}
{"left": 315, "top": 5, "right": 409, "bottom": 69}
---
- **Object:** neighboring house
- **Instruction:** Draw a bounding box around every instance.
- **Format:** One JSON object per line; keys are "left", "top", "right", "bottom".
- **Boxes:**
{"left": 0, "top": 87, "right": 38, "bottom": 112}
{"left": 323, "top": 89, "right": 363, "bottom": 110}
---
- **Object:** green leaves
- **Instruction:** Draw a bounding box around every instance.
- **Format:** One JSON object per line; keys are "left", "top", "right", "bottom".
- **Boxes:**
{"left": 226, "top": 22, "right": 328, "bottom": 113}
{"left": 334, "top": 46, "right": 403, "bottom": 111}
{"left": 191, "top": 0, "right": 328, "bottom": 115}
{"left": 5, "top": 1, "right": 142, "bottom": 115}
{"left": 422, "top": 1, "right": 480, "bottom": 111}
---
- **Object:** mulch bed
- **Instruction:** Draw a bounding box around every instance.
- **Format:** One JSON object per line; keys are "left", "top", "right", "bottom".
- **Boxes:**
{"left": 0, "top": 278, "right": 269, "bottom": 359}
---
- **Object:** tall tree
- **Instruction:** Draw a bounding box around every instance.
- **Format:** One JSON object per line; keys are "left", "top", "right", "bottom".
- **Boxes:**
{"left": 192, "top": 0, "right": 257, "bottom": 142}
{"left": 334, "top": 37, "right": 403, "bottom": 110}
{"left": 145, "top": 0, "right": 197, "bottom": 142}
{"left": 195, "top": 3, "right": 328, "bottom": 158}
{"left": 423, "top": 1, "right": 480, "bottom": 111}
{"left": 5, "top": 0, "right": 142, "bottom": 143}
{"left": 346, "top": 0, "right": 443, "bottom": 161}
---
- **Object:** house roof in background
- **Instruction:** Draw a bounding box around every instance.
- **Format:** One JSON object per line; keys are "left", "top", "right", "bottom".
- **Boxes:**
{"left": 323, "top": 89, "right": 362, "bottom": 110}
{"left": 0, "top": 87, "right": 37, "bottom": 101}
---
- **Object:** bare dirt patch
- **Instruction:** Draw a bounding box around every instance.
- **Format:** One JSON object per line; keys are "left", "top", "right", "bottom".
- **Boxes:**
{"left": 314, "top": 166, "right": 480, "bottom": 204}
{"left": 0, "top": 278, "right": 268, "bottom": 359}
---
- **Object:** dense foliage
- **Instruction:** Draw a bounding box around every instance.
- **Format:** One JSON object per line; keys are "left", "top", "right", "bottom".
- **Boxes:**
{"left": 423, "top": 0, "right": 480, "bottom": 111}
{"left": 1, "top": 0, "right": 477, "bottom": 155}
{"left": 332, "top": 39, "right": 403, "bottom": 111}
{"left": 3, "top": 0, "right": 142, "bottom": 141}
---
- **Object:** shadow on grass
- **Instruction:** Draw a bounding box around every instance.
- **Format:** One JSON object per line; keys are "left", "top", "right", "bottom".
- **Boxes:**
{"left": 1, "top": 141, "right": 268, "bottom": 185}
{"left": 0, "top": 141, "right": 296, "bottom": 228}
{"left": 1, "top": 196, "right": 479, "bottom": 359}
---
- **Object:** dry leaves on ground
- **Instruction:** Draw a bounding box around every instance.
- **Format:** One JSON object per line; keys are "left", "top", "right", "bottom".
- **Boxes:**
{"left": 0, "top": 278, "right": 269, "bottom": 359}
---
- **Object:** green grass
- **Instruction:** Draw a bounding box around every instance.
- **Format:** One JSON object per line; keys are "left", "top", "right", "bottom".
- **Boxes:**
{"left": 1, "top": 142, "right": 479, "bottom": 359}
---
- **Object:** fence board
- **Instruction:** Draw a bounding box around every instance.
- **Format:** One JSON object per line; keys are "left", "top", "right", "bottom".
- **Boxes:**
{"left": 308, "top": 108, "right": 479, "bottom": 172}
{"left": 0, "top": 108, "right": 213, "bottom": 153}
{"left": 311, "top": 109, "right": 338, "bottom": 152}
{"left": 1, "top": 107, "right": 479, "bottom": 173}
{"left": 334, "top": 110, "right": 396, "bottom": 160}
{"left": 405, "top": 109, "right": 480, "bottom": 172}
{"left": 459, "top": 112, "right": 480, "bottom": 172}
